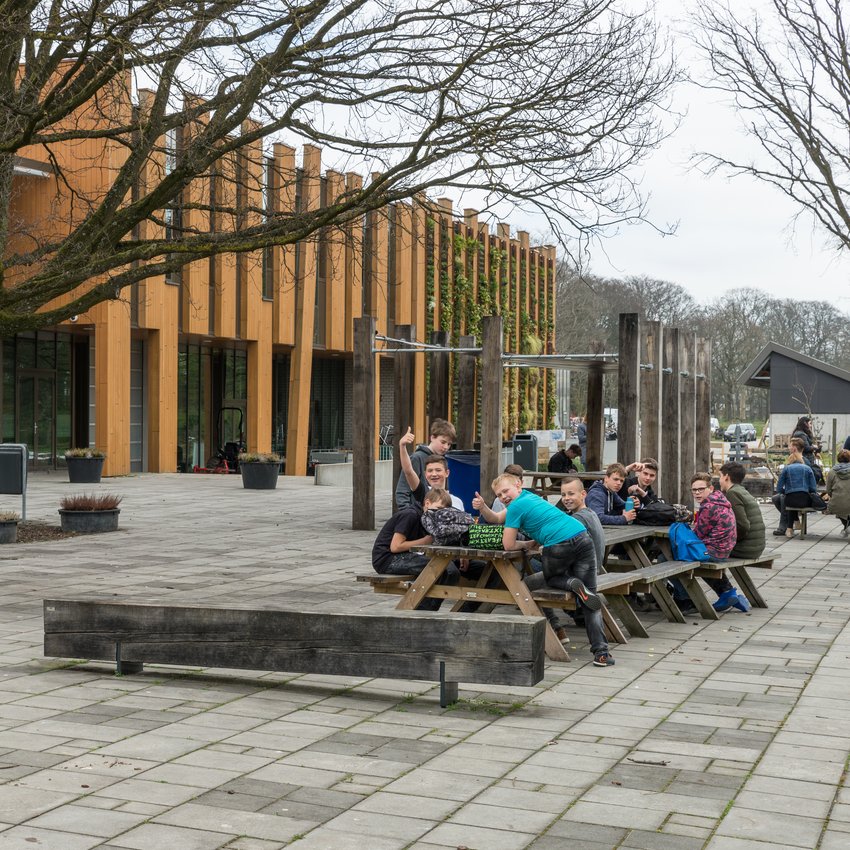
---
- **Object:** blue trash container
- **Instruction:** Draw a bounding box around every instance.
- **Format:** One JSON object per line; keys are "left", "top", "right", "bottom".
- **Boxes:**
{"left": 445, "top": 450, "right": 481, "bottom": 514}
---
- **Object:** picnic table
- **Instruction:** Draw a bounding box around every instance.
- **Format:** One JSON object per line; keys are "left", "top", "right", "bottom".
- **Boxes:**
{"left": 360, "top": 545, "right": 572, "bottom": 662}
{"left": 525, "top": 469, "right": 605, "bottom": 495}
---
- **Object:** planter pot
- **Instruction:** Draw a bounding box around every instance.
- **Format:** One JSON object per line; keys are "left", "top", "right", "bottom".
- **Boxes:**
{"left": 66, "top": 456, "right": 105, "bottom": 484}
{"left": 59, "top": 508, "right": 120, "bottom": 534}
{"left": 240, "top": 462, "right": 280, "bottom": 490}
{"left": 0, "top": 520, "right": 18, "bottom": 544}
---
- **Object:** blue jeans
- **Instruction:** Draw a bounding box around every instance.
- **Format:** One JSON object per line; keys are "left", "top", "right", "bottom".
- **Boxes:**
{"left": 381, "top": 552, "right": 459, "bottom": 611}
{"left": 526, "top": 531, "right": 607, "bottom": 656}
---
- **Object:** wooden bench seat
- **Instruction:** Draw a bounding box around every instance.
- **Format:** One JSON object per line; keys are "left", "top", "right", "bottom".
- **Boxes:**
{"left": 790, "top": 507, "right": 822, "bottom": 539}
{"left": 43, "top": 599, "right": 545, "bottom": 707}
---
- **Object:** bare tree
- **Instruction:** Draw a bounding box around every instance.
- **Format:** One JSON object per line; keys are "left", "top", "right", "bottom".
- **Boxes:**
{"left": 0, "top": 0, "right": 676, "bottom": 333}
{"left": 691, "top": 0, "right": 850, "bottom": 252}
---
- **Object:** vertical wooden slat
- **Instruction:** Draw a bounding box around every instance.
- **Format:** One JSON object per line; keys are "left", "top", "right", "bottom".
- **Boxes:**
{"left": 343, "top": 172, "right": 363, "bottom": 352}
{"left": 412, "top": 200, "right": 428, "bottom": 438}
{"left": 662, "top": 328, "right": 682, "bottom": 504}
{"left": 428, "top": 330, "right": 450, "bottom": 422}
{"left": 586, "top": 367, "right": 605, "bottom": 471}
{"left": 456, "top": 334, "right": 477, "bottom": 449}
{"left": 640, "top": 320, "right": 663, "bottom": 469}
{"left": 617, "top": 313, "right": 641, "bottom": 465}
{"left": 285, "top": 144, "right": 321, "bottom": 476}
{"left": 392, "top": 325, "right": 415, "bottom": 513}
{"left": 679, "top": 333, "right": 697, "bottom": 501}
{"left": 394, "top": 203, "right": 413, "bottom": 326}
{"left": 272, "top": 143, "right": 296, "bottom": 346}
{"left": 696, "top": 337, "right": 712, "bottom": 472}
{"left": 480, "top": 316, "right": 503, "bottom": 501}
{"left": 325, "top": 170, "right": 347, "bottom": 352}
{"left": 353, "top": 316, "right": 376, "bottom": 530}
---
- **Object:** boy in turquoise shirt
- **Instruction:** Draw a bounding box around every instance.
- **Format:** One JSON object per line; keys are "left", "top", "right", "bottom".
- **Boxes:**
{"left": 493, "top": 474, "right": 614, "bottom": 667}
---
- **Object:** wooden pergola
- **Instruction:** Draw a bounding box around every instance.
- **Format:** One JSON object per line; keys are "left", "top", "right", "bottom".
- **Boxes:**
{"left": 352, "top": 313, "right": 711, "bottom": 528}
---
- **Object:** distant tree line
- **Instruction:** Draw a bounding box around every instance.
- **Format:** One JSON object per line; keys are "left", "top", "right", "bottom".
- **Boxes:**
{"left": 554, "top": 265, "right": 850, "bottom": 421}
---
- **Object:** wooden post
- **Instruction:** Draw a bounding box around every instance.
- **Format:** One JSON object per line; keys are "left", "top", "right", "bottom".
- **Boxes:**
{"left": 392, "top": 325, "right": 415, "bottom": 513}
{"left": 353, "top": 316, "right": 376, "bottom": 530}
{"left": 640, "top": 320, "right": 663, "bottom": 469}
{"left": 479, "top": 317, "right": 503, "bottom": 501}
{"left": 456, "top": 335, "right": 477, "bottom": 449}
{"left": 662, "top": 328, "right": 681, "bottom": 504}
{"left": 695, "top": 337, "right": 712, "bottom": 472}
{"left": 617, "top": 313, "right": 641, "bottom": 465}
{"left": 679, "top": 333, "right": 697, "bottom": 502}
{"left": 428, "top": 330, "right": 450, "bottom": 422}
{"left": 586, "top": 367, "right": 605, "bottom": 471}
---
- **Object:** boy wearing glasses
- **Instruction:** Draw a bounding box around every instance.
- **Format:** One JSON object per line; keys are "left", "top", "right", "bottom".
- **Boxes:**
{"left": 687, "top": 473, "right": 749, "bottom": 613}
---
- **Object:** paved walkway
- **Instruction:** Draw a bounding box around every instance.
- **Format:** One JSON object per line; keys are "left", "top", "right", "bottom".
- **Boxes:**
{"left": 0, "top": 472, "right": 847, "bottom": 849}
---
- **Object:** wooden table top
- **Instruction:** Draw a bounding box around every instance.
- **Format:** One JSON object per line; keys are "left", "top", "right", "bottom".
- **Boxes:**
{"left": 417, "top": 544, "right": 527, "bottom": 561}
{"left": 602, "top": 525, "right": 671, "bottom": 546}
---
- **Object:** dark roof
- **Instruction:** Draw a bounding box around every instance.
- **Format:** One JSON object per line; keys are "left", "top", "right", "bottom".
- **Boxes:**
{"left": 738, "top": 342, "right": 850, "bottom": 389}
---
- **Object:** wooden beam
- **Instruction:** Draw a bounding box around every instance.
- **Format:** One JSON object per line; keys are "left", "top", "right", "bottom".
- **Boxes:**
{"left": 456, "top": 334, "right": 477, "bottom": 449}
{"left": 392, "top": 325, "right": 415, "bottom": 513}
{"left": 479, "top": 316, "right": 503, "bottom": 500}
{"left": 679, "top": 332, "right": 697, "bottom": 500}
{"left": 662, "top": 327, "right": 681, "bottom": 504}
{"left": 353, "top": 316, "right": 376, "bottom": 529}
{"left": 428, "top": 330, "right": 450, "bottom": 421}
{"left": 695, "top": 337, "right": 712, "bottom": 472}
{"left": 640, "top": 320, "right": 663, "bottom": 470}
{"left": 586, "top": 367, "right": 605, "bottom": 471}
{"left": 43, "top": 600, "right": 545, "bottom": 689}
{"left": 617, "top": 313, "right": 641, "bottom": 465}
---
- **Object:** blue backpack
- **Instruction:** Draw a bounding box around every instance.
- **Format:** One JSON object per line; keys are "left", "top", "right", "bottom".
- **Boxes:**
{"left": 668, "top": 522, "right": 711, "bottom": 562}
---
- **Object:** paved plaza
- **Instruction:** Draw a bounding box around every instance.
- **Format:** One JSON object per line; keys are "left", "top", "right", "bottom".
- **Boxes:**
{"left": 0, "top": 472, "right": 847, "bottom": 849}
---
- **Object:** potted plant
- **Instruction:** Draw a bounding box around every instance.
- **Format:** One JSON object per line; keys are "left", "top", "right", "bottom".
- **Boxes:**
{"left": 59, "top": 493, "right": 122, "bottom": 533}
{"left": 239, "top": 452, "right": 281, "bottom": 490}
{"left": 0, "top": 511, "right": 20, "bottom": 544}
{"left": 65, "top": 448, "right": 106, "bottom": 484}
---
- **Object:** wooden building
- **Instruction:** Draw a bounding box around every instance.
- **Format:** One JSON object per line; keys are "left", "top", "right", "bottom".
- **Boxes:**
{"left": 6, "top": 106, "right": 556, "bottom": 476}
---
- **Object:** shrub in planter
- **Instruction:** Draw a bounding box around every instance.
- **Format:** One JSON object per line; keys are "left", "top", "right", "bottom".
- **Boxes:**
{"left": 239, "top": 452, "right": 281, "bottom": 490}
{"left": 59, "top": 492, "right": 122, "bottom": 533}
{"left": 65, "top": 448, "right": 106, "bottom": 484}
{"left": 0, "top": 511, "right": 20, "bottom": 544}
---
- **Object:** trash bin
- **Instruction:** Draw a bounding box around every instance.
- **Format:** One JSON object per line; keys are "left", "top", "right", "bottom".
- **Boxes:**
{"left": 445, "top": 450, "right": 480, "bottom": 514}
{"left": 512, "top": 433, "right": 538, "bottom": 470}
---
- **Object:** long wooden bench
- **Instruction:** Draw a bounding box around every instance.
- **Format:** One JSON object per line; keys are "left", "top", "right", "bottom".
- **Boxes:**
{"left": 43, "top": 599, "right": 545, "bottom": 707}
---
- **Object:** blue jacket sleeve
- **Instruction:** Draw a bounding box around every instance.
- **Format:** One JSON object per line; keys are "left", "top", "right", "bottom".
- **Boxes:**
{"left": 805, "top": 465, "right": 818, "bottom": 493}
{"left": 776, "top": 468, "right": 788, "bottom": 494}
{"left": 585, "top": 483, "right": 627, "bottom": 525}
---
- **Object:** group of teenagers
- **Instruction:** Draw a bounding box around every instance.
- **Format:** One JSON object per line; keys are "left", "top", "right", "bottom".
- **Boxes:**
{"left": 372, "top": 417, "right": 770, "bottom": 671}
{"left": 772, "top": 415, "right": 850, "bottom": 537}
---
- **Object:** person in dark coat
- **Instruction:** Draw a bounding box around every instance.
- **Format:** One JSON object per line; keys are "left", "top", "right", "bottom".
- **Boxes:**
{"left": 792, "top": 415, "right": 824, "bottom": 484}
{"left": 548, "top": 443, "right": 582, "bottom": 474}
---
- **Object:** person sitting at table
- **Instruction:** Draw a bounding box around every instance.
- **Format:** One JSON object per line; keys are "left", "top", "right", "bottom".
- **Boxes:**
{"left": 771, "top": 449, "right": 825, "bottom": 537}
{"left": 420, "top": 488, "right": 474, "bottom": 546}
{"left": 371, "top": 500, "right": 458, "bottom": 610}
{"left": 709, "top": 461, "right": 764, "bottom": 612}
{"left": 395, "top": 419, "right": 456, "bottom": 509}
{"left": 398, "top": 427, "right": 465, "bottom": 509}
{"left": 618, "top": 458, "right": 660, "bottom": 507}
{"left": 472, "top": 464, "right": 527, "bottom": 522}
{"left": 670, "top": 472, "right": 747, "bottom": 614}
{"left": 826, "top": 450, "right": 850, "bottom": 536}
{"left": 548, "top": 443, "right": 582, "bottom": 474}
{"left": 492, "top": 473, "right": 615, "bottom": 667}
{"left": 556, "top": 476, "right": 604, "bottom": 570}
{"left": 585, "top": 463, "right": 638, "bottom": 526}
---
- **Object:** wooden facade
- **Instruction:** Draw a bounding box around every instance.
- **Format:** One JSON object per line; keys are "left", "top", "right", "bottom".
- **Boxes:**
{"left": 7, "top": 98, "right": 557, "bottom": 476}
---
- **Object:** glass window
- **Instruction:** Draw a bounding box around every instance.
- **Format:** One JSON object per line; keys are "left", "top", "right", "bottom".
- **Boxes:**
{"left": 37, "top": 333, "right": 55, "bottom": 369}
{"left": 16, "top": 334, "right": 35, "bottom": 370}
{"left": 2, "top": 340, "right": 14, "bottom": 441}
{"left": 56, "top": 336, "right": 72, "bottom": 457}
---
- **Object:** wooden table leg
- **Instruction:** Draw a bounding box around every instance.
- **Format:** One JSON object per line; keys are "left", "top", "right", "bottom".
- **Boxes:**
{"left": 729, "top": 565, "right": 767, "bottom": 608}
{"left": 601, "top": 605, "right": 628, "bottom": 645}
{"left": 450, "top": 563, "right": 494, "bottom": 612}
{"left": 492, "top": 558, "right": 570, "bottom": 662}
{"left": 395, "top": 555, "right": 452, "bottom": 610}
{"left": 605, "top": 594, "right": 649, "bottom": 638}
{"left": 623, "top": 541, "right": 686, "bottom": 624}
{"left": 678, "top": 574, "right": 719, "bottom": 620}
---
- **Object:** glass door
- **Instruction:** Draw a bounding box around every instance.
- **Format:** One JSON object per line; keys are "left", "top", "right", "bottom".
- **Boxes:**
{"left": 17, "top": 372, "right": 56, "bottom": 468}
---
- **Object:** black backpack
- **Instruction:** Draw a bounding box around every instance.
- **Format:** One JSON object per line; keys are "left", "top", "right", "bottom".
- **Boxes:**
{"left": 634, "top": 500, "right": 689, "bottom": 526}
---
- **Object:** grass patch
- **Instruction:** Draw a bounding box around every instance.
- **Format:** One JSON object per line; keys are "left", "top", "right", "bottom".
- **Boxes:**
{"left": 445, "top": 697, "right": 527, "bottom": 716}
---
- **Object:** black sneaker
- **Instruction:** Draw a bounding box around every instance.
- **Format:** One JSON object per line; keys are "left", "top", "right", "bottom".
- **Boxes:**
{"left": 567, "top": 578, "right": 602, "bottom": 611}
{"left": 593, "top": 652, "right": 615, "bottom": 667}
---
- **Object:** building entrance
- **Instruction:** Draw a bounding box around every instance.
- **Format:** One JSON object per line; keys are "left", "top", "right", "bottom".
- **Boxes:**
{"left": 17, "top": 371, "right": 55, "bottom": 468}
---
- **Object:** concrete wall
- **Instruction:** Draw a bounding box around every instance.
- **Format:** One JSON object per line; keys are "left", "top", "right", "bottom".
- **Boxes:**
{"left": 314, "top": 459, "right": 394, "bottom": 489}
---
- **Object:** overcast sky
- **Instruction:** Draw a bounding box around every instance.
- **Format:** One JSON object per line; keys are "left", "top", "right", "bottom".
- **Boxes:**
{"left": 515, "top": 0, "right": 850, "bottom": 309}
